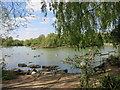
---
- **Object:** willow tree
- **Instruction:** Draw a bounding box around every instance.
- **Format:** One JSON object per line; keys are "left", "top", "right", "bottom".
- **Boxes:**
{"left": 41, "top": 2, "right": 120, "bottom": 87}
{"left": 41, "top": 2, "right": 120, "bottom": 48}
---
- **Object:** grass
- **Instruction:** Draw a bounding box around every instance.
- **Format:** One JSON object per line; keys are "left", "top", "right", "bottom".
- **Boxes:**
{"left": 2, "top": 70, "right": 16, "bottom": 80}
{"left": 99, "top": 75, "right": 120, "bottom": 89}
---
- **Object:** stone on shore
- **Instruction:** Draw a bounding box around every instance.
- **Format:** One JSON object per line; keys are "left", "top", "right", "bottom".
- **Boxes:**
{"left": 28, "top": 64, "right": 41, "bottom": 68}
{"left": 11, "top": 68, "right": 30, "bottom": 75}
{"left": 18, "top": 64, "right": 27, "bottom": 67}
{"left": 42, "top": 65, "right": 59, "bottom": 69}
{"left": 55, "top": 69, "right": 68, "bottom": 74}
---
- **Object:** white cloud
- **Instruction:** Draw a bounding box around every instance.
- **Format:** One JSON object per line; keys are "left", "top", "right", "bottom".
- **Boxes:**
{"left": 18, "top": 27, "right": 51, "bottom": 40}
{"left": 26, "top": 0, "right": 43, "bottom": 11}
{"left": 25, "top": 28, "right": 39, "bottom": 31}
{"left": 26, "top": 0, "right": 53, "bottom": 12}
{"left": 25, "top": 27, "right": 50, "bottom": 33}
{"left": 10, "top": 26, "right": 55, "bottom": 40}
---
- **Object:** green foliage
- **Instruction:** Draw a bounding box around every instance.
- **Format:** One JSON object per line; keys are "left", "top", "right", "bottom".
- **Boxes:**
{"left": 2, "top": 70, "right": 16, "bottom": 80}
{"left": 23, "top": 33, "right": 64, "bottom": 47}
{"left": 23, "top": 39, "right": 31, "bottom": 46}
{"left": 100, "top": 75, "right": 120, "bottom": 89}
{"left": 0, "top": 58, "right": 16, "bottom": 80}
{"left": 44, "top": 33, "right": 58, "bottom": 47}
{"left": 63, "top": 49, "right": 99, "bottom": 88}
{"left": 2, "top": 37, "right": 23, "bottom": 47}
{"left": 22, "top": 33, "right": 106, "bottom": 48}
{"left": 41, "top": 2, "right": 120, "bottom": 48}
{"left": 108, "top": 55, "right": 120, "bottom": 60}
{"left": 1, "top": 31, "right": 116, "bottom": 48}
{"left": 111, "top": 23, "right": 120, "bottom": 46}
{"left": 102, "top": 33, "right": 112, "bottom": 43}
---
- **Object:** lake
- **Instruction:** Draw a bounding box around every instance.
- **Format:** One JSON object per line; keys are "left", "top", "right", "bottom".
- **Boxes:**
{"left": 0, "top": 46, "right": 117, "bottom": 73}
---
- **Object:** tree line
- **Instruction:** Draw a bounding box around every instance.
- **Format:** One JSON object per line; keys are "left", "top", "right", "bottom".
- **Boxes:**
{"left": 1, "top": 37, "right": 24, "bottom": 47}
{"left": 1, "top": 32, "right": 112, "bottom": 48}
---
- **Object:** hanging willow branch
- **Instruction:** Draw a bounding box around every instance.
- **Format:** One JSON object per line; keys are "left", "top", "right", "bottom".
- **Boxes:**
{"left": 41, "top": 2, "right": 120, "bottom": 48}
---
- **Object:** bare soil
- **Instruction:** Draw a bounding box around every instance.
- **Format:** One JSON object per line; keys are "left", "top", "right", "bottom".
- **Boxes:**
{"left": 2, "top": 73, "right": 81, "bottom": 89}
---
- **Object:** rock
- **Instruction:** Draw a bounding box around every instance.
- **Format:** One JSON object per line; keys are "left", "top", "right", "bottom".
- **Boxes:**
{"left": 28, "top": 64, "right": 41, "bottom": 68}
{"left": 42, "top": 65, "right": 59, "bottom": 69}
{"left": 18, "top": 64, "right": 27, "bottom": 67}
{"left": 55, "top": 69, "right": 68, "bottom": 74}
{"left": 42, "top": 65, "right": 59, "bottom": 72}
{"left": 11, "top": 68, "right": 28, "bottom": 75}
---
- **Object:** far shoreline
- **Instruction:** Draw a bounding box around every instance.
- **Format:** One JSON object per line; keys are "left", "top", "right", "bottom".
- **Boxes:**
{"left": 0, "top": 43, "right": 114, "bottom": 49}
{"left": 31, "top": 43, "right": 114, "bottom": 49}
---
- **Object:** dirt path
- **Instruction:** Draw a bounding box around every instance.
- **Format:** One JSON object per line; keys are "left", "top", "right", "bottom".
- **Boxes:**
{"left": 2, "top": 73, "right": 80, "bottom": 89}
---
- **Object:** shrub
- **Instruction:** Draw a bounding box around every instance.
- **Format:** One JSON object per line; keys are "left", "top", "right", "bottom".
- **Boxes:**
{"left": 100, "top": 75, "right": 120, "bottom": 89}
{"left": 2, "top": 70, "right": 16, "bottom": 80}
{"left": 108, "top": 55, "right": 120, "bottom": 60}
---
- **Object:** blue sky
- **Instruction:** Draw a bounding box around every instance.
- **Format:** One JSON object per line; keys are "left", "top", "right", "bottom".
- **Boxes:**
{"left": 9, "top": 1, "right": 56, "bottom": 40}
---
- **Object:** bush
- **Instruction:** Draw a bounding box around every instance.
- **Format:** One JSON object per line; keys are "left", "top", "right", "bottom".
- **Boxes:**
{"left": 2, "top": 70, "right": 16, "bottom": 80}
{"left": 108, "top": 55, "right": 120, "bottom": 60}
{"left": 106, "top": 55, "right": 120, "bottom": 66}
{"left": 100, "top": 75, "right": 120, "bottom": 89}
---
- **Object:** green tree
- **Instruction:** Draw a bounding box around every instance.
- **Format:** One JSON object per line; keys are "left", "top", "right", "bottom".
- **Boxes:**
{"left": 111, "top": 22, "right": 120, "bottom": 46}
{"left": 37, "top": 34, "right": 46, "bottom": 46}
{"left": 63, "top": 49, "right": 98, "bottom": 88}
{"left": 12, "top": 40, "right": 23, "bottom": 46}
{"left": 41, "top": 2, "right": 120, "bottom": 48}
{"left": 2, "top": 37, "right": 13, "bottom": 46}
{"left": 44, "top": 33, "right": 58, "bottom": 47}
{"left": 23, "top": 40, "right": 31, "bottom": 46}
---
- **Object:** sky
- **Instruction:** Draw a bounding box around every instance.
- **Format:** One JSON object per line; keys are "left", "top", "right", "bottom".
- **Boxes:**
{"left": 8, "top": 1, "right": 56, "bottom": 40}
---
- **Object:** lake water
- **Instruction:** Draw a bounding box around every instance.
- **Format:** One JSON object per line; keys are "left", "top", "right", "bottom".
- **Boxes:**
{"left": 0, "top": 46, "right": 117, "bottom": 73}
